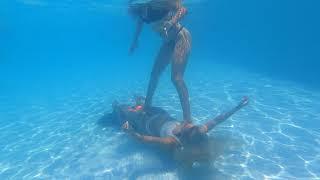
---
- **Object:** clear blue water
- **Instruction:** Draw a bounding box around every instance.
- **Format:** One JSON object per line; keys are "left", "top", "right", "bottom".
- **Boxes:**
{"left": 1, "top": 0, "right": 320, "bottom": 179}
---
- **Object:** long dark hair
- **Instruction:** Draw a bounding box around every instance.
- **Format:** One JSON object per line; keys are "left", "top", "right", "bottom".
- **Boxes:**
{"left": 128, "top": 0, "right": 176, "bottom": 18}
{"left": 175, "top": 126, "right": 211, "bottom": 167}
{"left": 180, "top": 126, "right": 209, "bottom": 146}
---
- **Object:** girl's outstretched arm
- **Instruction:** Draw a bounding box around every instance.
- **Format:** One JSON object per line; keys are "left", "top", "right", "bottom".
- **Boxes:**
{"left": 201, "top": 97, "right": 249, "bottom": 133}
{"left": 129, "top": 19, "right": 143, "bottom": 55}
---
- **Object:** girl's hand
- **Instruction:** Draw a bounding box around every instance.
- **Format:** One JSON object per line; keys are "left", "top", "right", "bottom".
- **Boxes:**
{"left": 122, "top": 121, "right": 131, "bottom": 131}
{"left": 122, "top": 121, "right": 142, "bottom": 139}
{"left": 122, "top": 121, "right": 135, "bottom": 134}
{"left": 238, "top": 96, "right": 250, "bottom": 108}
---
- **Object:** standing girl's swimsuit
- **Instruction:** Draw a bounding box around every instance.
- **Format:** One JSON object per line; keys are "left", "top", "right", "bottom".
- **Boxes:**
{"left": 135, "top": 1, "right": 192, "bottom": 122}
{"left": 140, "top": 3, "right": 188, "bottom": 44}
{"left": 128, "top": 0, "right": 192, "bottom": 122}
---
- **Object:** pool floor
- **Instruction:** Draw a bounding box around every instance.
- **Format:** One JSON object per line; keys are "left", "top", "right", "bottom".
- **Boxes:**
{"left": 0, "top": 62, "right": 319, "bottom": 179}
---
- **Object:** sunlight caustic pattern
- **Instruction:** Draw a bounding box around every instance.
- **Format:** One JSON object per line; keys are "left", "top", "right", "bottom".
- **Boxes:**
{"left": 0, "top": 65, "right": 319, "bottom": 179}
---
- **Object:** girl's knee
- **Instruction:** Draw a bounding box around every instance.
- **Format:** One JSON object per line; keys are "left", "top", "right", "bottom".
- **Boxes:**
{"left": 171, "top": 75, "right": 184, "bottom": 85}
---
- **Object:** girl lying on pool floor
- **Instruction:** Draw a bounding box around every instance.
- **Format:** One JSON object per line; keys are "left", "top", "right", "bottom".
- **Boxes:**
{"left": 108, "top": 96, "right": 249, "bottom": 167}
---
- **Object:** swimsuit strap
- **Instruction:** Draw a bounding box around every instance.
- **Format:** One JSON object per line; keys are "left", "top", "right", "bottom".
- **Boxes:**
{"left": 167, "top": 25, "right": 184, "bottom": 44}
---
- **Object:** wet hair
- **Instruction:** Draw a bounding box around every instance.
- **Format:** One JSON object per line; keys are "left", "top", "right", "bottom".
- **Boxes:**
{"left": 176, "top": 126, "right": 211, "bottom": 166}
{"left": 128, "top": 0, "right": 177, "bottom": 19}
{"left": 181, "top": 125, "right": 208, "bottom": 146}
{"left": 128, "top": 2, "right": 147, "bottom": 18}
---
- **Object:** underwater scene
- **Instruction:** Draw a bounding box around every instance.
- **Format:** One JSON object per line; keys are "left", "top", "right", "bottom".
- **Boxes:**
{"left": 1, "top": 0, "right": 320, "bottom": 179}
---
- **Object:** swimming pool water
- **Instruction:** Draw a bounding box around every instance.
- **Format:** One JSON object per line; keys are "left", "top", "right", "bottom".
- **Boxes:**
{"left": 1, "top": 62, "right": 319, "bottom": 179}
{"left": 1, "top": 0, "right": 320, "bottom": 179}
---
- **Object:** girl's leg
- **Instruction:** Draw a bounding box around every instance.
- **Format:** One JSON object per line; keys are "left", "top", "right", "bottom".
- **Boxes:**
{"left": 145, "top": 42, "right": 175, "bottom": 109}
{"left": 171, "top": 29, "right": 192, "bottom": 122}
